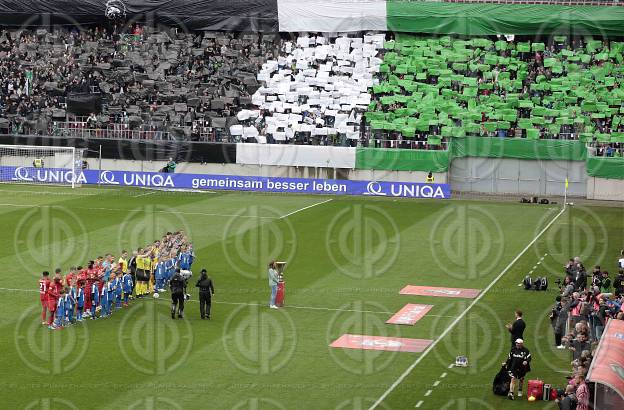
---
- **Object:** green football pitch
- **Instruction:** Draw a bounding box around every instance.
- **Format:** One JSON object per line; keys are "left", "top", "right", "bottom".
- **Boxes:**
{"left": 0, "top": 184, "right": 621, "bottom": 410}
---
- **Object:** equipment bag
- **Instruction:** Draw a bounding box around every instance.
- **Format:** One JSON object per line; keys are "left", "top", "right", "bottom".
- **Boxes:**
{"left": 492, "top": 365, "right": 511, "bottom": 396}
{"left": 543, "top": 384, "right": 552, "bottom": 401}
{"left": 527, "top": 379, "right": 544, "bottom": 400}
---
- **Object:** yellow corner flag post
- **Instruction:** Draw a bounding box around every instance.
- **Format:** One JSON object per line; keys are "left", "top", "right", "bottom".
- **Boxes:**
{"left": 564, "top": 178, "right": 569, "bottom": 208}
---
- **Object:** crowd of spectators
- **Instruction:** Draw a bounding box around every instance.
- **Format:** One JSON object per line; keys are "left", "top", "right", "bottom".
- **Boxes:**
{"left": 369, "top": 35, "right": 624, "bottom": 150}
{"left": 2, "top": 25, "right": 624, "bottom": 152}
{"left": 0, "top": 23, "right": 277, "bottom": 140}
{"left": 548, "top": 254, "right": 624, "bottom": 409}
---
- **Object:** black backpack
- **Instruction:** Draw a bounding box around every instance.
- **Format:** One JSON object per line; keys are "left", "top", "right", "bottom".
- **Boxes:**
{"left": 539, "top": 277, "right": 548, "bottom": 291}
{"left": 524, "top": 276, "right": 533, "bottom": 290}
{"left": 492, "top": 365, "right": 511, "bottom": 396}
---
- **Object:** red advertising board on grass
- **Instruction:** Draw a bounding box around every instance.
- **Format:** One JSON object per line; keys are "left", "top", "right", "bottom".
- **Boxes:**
{"left": 386, "top": 304, "right": 433, "bottom": 325}
{"left": 330, "top": 334, "right": 433, "bottom": 353}
{"left": 400, "top": 285, "right": 481, "bottom": 299}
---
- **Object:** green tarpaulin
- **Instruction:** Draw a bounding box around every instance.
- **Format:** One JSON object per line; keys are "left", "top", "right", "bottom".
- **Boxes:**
{"left": 586, "top": 156, "right": 624, "bottom": 179}
{"left": 355, "top": 138, "right": 588, "bottom": 171}
{"left": 386, "top": 2, "right": 624, "bottom": 36}
{"left": 451, "top": 138, "right": 587, "bottom": 161}
{"left": 355, "top": 148, "right": 450, "bottom": 172}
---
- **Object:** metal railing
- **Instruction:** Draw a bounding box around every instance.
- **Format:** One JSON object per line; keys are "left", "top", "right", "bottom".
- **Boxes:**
{"left": 51, "top": 122, "right": 171, "bottom": 141}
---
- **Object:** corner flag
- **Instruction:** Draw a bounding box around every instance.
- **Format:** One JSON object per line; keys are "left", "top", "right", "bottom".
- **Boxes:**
{"left": 565, "top": 178, "right": 569, "bottom": 189}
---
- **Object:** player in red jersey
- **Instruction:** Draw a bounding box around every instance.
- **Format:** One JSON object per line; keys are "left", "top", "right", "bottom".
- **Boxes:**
{"left": 83, "top": 262, "right": 96, "bottom": 317}
{"left": 46, "top": 277, "right": 61, "bottom": 329}
{"left": 38, "top": 271, "right": 51, "bottom": 325}
{"left": 76, "top": 265, "right": 87, "bottom": 282}
{"left": 65, "top": 267, "right": 76, "bottom": 287}
{"left": 52, "top": 269, "right": 63, "bottom": 291}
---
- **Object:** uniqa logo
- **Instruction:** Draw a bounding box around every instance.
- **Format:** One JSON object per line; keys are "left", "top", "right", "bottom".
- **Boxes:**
{"left": 13, "top": 167, "right": 87, "bottom": 184}
{"left": 365, "top": 181, "right": 386, "bottom": 196}
{"left": 98, "top": 170, "right": 119, "bottom": 185}
{"left": 122, "top": 173, "right": 175, "bottom": 187}
{"left": 389, "top": 184, "right": 447, "bottom": 198}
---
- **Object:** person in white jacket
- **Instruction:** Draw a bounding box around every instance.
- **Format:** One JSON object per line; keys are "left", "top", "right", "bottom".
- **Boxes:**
{"left": 268, "top": 261, "right": 279, "bottom": 309}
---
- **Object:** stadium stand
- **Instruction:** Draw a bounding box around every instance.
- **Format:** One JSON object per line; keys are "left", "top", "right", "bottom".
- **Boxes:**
{"left": 367, "top": 35, "right": 624, "bottom": 149}
{"left": 0, "top": 25, "right": 278, "bottom": 140}
{"left": 245, "top": 33, "right": 386, "bottom": 145}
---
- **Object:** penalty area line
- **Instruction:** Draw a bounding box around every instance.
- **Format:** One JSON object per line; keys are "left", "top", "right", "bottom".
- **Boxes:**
{"left": 369, "top": 206, "right": 567, "bottom": 410}
{"left": 279, "top": 198, "right": 333, "bottom": 219}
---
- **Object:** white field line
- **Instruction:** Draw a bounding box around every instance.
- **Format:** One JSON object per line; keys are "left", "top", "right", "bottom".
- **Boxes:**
{"left": 0, "top": 203, "right": 278, "bottom": 219}
{"left": 279, "top": 198, "right": 333, "bottom": 219}
{"left": 369, "top": 206, "right": 567, "bottom": 410}
{"left": 414, "top": 400, "right": 423, "bottom": 408}
{"left": 0, "top": 288, "right": 454, "bottom": 318}
{"left": 133, "top": 191, "right": 157, "bottom": 198}
{"left": 0, "top": 188, "right": 99, "bottom": 196}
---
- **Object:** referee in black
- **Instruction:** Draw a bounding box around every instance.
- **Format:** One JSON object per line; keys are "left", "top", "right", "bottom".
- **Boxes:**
{"left": 195, "top": 269, "right": 215, "bottom": 319}
{"left": 170, "top": 269, "right": 186, "bottom": 319}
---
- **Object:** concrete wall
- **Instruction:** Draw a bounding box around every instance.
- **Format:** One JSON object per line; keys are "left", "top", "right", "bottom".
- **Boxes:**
{"left": 586, "top": 177, "right": 624, "bottom": 201}
{"left": 77, "top": 158, "right": 624, "bottom": 202}
{"left": 450, "top": 157, "right": 587, "bottom": 197}
{"left": 92, "top": 158, "right": 449, "bottom": 183}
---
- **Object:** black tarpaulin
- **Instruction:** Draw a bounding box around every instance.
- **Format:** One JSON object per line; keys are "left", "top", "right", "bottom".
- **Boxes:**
{"left": 66, "top": 93, "right": 102, "bottom": 116}
{"left": 0, "top": 0, "right": 278, "bottom": 32}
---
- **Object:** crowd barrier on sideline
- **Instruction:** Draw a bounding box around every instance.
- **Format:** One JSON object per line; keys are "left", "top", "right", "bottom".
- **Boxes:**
{"left": 0, "top": 166, "right": 451, "bottom": 199}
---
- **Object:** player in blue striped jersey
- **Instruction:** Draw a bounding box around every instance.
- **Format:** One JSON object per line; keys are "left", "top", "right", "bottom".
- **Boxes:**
{"left": 122, "top": 270, "right": 133, "bottom": 307}
{"left": 91, "top": 280, "right": 100, "bottom": 319}
{"left": 76, "top": 281, "right": 85, "bottom": 321}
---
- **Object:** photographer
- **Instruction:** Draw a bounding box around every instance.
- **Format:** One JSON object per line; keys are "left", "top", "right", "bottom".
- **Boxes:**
{"left": 555, "top": 385, "right": 577, "bottom": 410}
{"left": 550, "top": 296, "right": 565, "bottom": 348}
{"left": 614, "top": 269, "right": 624, "bottom": 295}
{"left": 195, "top": 269, "right": 214, "bottom": 320}
{"left": 170, "top": 269, "right": 186, "bottom": 319}
{"left": 161, "top": 157, "right": 177, "bottom": 173}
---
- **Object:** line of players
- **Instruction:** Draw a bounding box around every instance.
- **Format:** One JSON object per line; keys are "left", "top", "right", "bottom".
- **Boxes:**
{"left": 37, "top": 231, "right": 194, "bottom": 330}
{"left": 38, "top": 262, "right": 133, "bottom": 330}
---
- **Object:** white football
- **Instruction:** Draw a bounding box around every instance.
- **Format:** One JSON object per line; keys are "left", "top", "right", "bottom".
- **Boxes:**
{"left": 153, "top": 293, "right": 160, "bottom": 299}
